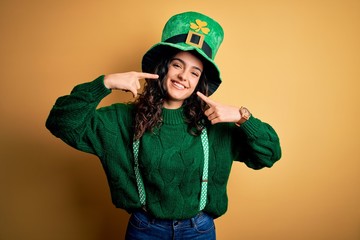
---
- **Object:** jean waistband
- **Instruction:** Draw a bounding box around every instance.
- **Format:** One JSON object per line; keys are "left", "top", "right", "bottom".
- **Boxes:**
{"left": 134, "top": 209, "right": 205, "bottom": 227}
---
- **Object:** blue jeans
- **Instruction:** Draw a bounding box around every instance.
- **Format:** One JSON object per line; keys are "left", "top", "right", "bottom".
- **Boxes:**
{"left": 125, "top": 210, "right": 216, "bottom": 240}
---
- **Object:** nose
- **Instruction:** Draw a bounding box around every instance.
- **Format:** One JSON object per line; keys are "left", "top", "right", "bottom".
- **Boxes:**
{"left": 178, "top": 70, "right": 188, "bottom": 81}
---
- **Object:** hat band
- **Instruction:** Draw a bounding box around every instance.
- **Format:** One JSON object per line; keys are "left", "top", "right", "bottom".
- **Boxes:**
{"left": 164, "top": 33, "right": 213, "bottom": 59}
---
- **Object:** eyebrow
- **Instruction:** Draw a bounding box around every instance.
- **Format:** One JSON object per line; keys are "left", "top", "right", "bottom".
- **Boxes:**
{"left": 171, "top": 57, "right": 203, "bottom": 73}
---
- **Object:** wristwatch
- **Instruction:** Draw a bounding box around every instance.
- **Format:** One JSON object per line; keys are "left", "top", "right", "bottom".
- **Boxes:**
{"left": 235, "top": 106, "right": 251, "bottom": 126}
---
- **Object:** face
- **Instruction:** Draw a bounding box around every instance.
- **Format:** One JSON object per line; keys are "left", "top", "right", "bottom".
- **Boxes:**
{"left": 163, "top": 51, "right": 203, "bottom": 109}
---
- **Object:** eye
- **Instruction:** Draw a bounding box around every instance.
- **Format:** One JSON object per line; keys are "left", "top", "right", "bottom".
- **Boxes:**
{"left": 170, "top": 60, "right": 182, "bottom": 69}
{"left": 192, "top": 72, "right": 199, "bottom": 77}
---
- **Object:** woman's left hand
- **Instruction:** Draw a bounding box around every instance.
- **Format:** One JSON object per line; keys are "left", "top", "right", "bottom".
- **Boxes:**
{"left": 197, "top": 91, "right": 241, "bottom": 125}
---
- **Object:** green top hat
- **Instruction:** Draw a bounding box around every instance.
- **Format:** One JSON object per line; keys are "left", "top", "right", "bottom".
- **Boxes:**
{"left": 142, "top": 11, "right": 224, "bottom": 95}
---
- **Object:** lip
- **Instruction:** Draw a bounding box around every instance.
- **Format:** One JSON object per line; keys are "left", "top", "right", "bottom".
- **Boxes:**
{"left": 171, "top": 80, "right": 188, "bottom": 90}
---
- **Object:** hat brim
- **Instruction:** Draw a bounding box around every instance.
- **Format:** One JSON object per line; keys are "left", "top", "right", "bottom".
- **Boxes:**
{"left": 142, "top": 42, "right": 221, "bottom": 95}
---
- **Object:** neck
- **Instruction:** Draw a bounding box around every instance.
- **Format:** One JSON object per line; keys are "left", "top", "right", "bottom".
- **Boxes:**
{"left": 163, "top": 100, "right": 183, "bottom": 109}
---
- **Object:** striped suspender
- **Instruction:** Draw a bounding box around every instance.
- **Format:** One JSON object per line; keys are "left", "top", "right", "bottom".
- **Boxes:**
{"left": 199, "top": 128, "right": 209, "bottom": 210}
{"left": 132, "top": 138, "right": 146, "bottom": 206}
{"left": 132, "top": 128, "right": 209, "bottom": 211}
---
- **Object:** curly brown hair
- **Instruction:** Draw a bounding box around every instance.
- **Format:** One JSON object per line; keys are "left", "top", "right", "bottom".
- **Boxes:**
{"left": 133, "top": 50, "right": 210, "bottom": 140}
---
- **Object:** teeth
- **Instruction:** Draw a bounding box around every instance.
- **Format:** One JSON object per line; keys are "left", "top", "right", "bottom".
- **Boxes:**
{"left": 172, "top": 81, "right": 185, "bottom": 89}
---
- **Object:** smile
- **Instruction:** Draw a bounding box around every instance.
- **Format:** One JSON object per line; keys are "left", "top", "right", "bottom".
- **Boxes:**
{"left": 171, "top": 80, "right": 188, "bottom": 90}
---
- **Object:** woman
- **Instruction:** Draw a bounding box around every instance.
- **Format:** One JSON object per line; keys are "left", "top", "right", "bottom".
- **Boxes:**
{"left": 46, "top": 11, "right": 281, "bottom": 240}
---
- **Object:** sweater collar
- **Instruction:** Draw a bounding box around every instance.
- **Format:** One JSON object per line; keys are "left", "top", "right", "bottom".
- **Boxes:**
{"left": 162, "top": 107, "right": 185, "bottom": 125}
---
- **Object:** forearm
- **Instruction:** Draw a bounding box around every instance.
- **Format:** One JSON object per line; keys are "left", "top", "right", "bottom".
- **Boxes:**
{"left": 237, "top": 116, "right": 282, "bottom": 169}
{"left": 45, "top": 75, "right": 110, "bottom": 144}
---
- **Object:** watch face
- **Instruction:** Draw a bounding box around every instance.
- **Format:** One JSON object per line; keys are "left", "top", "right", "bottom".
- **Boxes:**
{"left": 240, "top": 107, "right": 251, "bottom": 120}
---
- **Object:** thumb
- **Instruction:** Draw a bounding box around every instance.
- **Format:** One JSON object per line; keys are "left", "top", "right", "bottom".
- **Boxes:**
{"left": 124, "top": 88, "right": 138, "bottom": 98}
{"left": 130, "top": 89, "right": 138, "bottom": 98}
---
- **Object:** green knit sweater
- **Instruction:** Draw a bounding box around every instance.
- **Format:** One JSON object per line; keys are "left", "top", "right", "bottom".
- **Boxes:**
{"left": 46, "top": 75, "right": 281, "bottom": 220}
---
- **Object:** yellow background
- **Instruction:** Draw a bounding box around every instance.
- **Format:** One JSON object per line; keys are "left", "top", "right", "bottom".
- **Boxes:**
{"left": 1, "top": 0, "right": 359, "bottom": 239}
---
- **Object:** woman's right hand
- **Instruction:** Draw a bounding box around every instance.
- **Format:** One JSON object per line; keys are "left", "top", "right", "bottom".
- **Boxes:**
{"left": 104, "top": 71, "right": 159, "bottom": 97}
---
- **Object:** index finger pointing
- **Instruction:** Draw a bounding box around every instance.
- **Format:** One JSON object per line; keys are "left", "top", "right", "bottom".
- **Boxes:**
{"left": 196, "top": 91, "right": 215, "bottom": 106}
{"left": 138, "top": 72, "right": 159, "bottom": 80}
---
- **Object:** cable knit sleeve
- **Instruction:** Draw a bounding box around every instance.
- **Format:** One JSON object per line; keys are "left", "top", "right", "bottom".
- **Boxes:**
{"left": 45, "top": 75, "right": 116, "bottom": 157}
{"left": 234, "top": 115, "right": 282, "bottom": 169}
